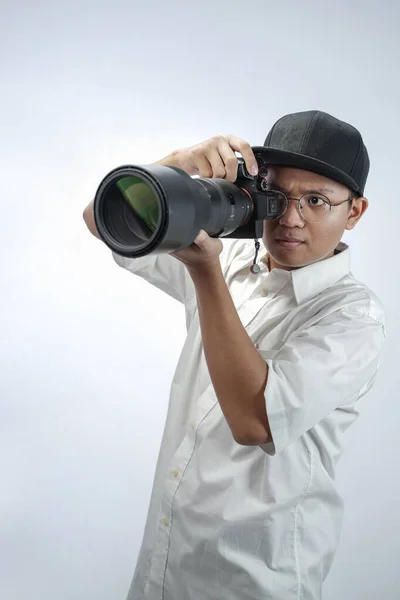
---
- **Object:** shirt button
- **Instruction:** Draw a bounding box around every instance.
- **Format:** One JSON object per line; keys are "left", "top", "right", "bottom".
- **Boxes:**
{"left": 190, "top": 421, "right": 196, "bottom": 429}
{"left": 172, "top": 468, "right": 179, "bottom": 477}
{"left": 162, "top": 517, "right": 169, "bottom": 526}
{"left": 261, "top": 289, "right": 268, "bottom": 297}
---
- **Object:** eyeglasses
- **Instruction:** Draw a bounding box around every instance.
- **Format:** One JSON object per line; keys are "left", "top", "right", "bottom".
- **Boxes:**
{"left": 264, "top": 190, "right": 354, "bottom": 223}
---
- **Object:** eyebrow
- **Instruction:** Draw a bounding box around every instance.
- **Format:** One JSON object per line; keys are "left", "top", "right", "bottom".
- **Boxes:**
{"left": 269, "top": 183, "right": 335, "bottom": 195}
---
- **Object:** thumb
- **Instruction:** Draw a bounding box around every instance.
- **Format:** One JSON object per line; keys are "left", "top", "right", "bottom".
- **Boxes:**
{"left": 194, "top": 229, "right": 208, "bottom": 245}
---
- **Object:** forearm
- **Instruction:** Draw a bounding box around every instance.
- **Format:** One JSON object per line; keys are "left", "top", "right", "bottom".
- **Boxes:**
{"left": 189, "top": 263, "right": 270, "bottom": 446}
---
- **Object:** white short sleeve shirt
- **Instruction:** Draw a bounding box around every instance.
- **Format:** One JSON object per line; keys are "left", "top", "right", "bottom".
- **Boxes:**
{"left": 112, "top": 238, "right": 386, "bottom": 600}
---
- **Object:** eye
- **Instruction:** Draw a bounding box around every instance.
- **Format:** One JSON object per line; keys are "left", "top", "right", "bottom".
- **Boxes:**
{"left": 306, "top": 195, "right": 327, "bottom": 206}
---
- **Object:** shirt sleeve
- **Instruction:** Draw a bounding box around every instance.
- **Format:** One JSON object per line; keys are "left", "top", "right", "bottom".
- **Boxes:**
{"left": 111, "top": 237, "right": 241, "bottom": 305}
{"left": 257, "top": 300, "right": 386, "bottom": 456}
{"left": 112, "top": 250, "right": 195, "bottom": 305}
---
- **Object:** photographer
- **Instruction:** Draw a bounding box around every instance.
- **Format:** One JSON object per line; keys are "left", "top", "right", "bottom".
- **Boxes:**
{"left": 83, "top": 110, "right": 386, "bottom": 600}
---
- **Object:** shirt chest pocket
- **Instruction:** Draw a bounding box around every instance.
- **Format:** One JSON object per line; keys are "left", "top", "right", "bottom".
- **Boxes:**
{"left": 252, "top": 313, "right": 295, "bottom": 357}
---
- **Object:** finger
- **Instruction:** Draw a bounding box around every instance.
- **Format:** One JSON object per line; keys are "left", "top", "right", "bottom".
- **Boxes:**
{"left": 226, "top": 135, "right": 258, "bottom": 176}
{"left": 190, "top": 146, "right": 214, "bottom": 178}
{"left": 194, "top": 229, "right": 208, "bottom": 244}
{"left": 216, "top": 139, "right": 239, "bottom": 182}
{"left": 204, "top": 146, "right": 227, "bottom": 179}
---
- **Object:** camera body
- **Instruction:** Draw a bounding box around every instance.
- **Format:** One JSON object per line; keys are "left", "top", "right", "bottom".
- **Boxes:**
{"left": 222, "top": 151, "right": 281, "bottom": 239}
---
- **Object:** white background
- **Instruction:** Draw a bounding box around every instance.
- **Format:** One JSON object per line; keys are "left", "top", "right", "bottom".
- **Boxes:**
{"left": 1, "top": 1, "right": 399, "bottom": 598}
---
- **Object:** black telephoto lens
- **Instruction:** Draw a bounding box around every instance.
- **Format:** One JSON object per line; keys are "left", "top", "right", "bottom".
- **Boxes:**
{"left": 93, "top": 164, "right": 255, "bottom": 258}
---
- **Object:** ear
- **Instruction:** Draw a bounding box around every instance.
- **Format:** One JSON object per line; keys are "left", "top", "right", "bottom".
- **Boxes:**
{"left": 345, "top": 196, "right": 369, "bottom": 231}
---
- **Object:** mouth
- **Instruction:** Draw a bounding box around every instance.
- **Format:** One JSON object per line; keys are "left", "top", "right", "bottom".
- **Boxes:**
{"left": 276, "top": 238, "right": 304, "bottom": 248}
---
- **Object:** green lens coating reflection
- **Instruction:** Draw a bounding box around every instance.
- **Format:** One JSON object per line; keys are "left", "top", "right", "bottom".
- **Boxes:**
{"left": 116, "top": 176, "right": 159, "bottom": 233}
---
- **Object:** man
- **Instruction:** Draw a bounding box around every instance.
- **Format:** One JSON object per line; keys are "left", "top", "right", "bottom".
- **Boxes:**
{"left": 83, "top": 110, "right": 386, "bottom": 600}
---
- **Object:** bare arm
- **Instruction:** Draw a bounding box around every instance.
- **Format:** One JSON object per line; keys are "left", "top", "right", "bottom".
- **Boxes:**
{"left": 82, "top": 199, "right": 101, "bottom": 239}
{"left": 189, "top": 262, "right": 270, "bottom": 446}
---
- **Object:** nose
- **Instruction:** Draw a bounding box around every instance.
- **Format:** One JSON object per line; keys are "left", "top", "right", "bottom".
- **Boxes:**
{"left": 279, "top": 198, "right": 305, "bottom": 227}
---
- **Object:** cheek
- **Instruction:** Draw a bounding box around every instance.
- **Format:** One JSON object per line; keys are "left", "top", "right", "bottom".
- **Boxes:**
{"left": 319, "top": 211, "right": 347, "bottom": 236}
{"left": 309, "top": 218, "right": 346, "bottom": 251}
{"left": 263, "top": 220, "right": 277, "bottom": 236}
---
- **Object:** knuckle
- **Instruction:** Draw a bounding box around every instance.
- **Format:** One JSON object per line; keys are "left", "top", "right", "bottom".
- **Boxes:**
{"left": 213, "top": 168, "right": 226, "bottom": 179}
{"left": 226, "top": 173, "right": 237, "bottom": 182}
{"left": 237, "top": 139, "right": 251, "bottom": 151}
{"left": 190, "top": 145, "right": 203, "bottom": 157}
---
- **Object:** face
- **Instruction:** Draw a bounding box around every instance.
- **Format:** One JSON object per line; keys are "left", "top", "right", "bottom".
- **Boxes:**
{"left": 262, "top": 166, "right": 369, "bottom": 271}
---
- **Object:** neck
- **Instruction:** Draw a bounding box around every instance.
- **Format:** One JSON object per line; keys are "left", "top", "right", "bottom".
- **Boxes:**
{"left": 262, "top": 253, "right": 271, "bottom": 270}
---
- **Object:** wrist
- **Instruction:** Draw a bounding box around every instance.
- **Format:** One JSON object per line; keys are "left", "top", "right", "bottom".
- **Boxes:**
{"left": 188, "top": 260, "right": 223, "bottom": 282}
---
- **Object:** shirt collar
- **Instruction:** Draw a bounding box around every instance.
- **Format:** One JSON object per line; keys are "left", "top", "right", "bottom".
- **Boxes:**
{"left": 263, "top": 241, "right": 350, "bottom": 305}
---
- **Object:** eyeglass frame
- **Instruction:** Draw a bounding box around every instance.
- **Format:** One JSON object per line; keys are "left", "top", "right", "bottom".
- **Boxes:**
{"left": 264, "top": 188, "right": 357, "bottom": 223}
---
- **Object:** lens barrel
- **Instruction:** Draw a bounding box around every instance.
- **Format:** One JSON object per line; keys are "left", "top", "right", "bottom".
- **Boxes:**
{"left": 93, "top": 164, "right": 254, "bottom": 257}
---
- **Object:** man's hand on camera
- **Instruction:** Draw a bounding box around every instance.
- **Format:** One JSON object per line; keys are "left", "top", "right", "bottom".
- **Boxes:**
{"left": 170, "top": 134, "right": 257, "bottom": 273}
{"left": 170, "top": 134, "right": 258, "bottom": 180}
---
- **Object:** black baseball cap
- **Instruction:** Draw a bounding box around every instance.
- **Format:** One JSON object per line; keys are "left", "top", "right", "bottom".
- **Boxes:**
{"left": 252, "top": 110, "right": 370, "bottom": 196}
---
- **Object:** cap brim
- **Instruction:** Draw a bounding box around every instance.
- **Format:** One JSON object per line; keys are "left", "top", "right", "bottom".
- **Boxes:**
{"left": 252, "top": 147, "right": 363, "bottom": 196}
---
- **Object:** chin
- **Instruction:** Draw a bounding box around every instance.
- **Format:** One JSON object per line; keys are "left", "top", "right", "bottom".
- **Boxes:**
{"left": 269, "top": 242, "right": 308, "bottom": 269}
